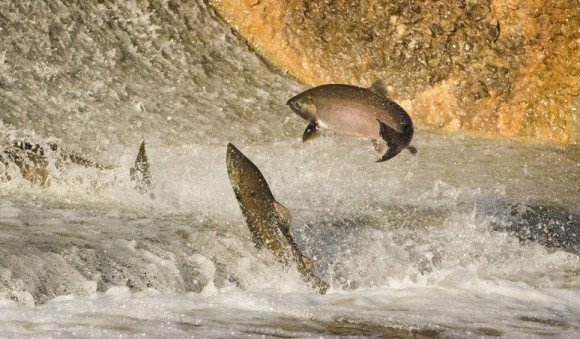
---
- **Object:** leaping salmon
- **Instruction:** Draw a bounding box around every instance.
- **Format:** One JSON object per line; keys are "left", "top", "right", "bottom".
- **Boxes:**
{"left": 287, "top": 80, "right": 417, "bottom": 162}
{"left": 226, "top": 143, "right": 329, "bottom": 294}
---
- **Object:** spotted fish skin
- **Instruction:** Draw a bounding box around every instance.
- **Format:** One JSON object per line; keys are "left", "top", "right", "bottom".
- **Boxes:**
{"left": 226, "top": 143, "right": 328, "bottom": 294}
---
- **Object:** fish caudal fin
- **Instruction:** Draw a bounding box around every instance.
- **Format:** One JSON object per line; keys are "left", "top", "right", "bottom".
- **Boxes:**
{"left": 302, "top": 120, "right": 321, "bottom": 142}
{"left": 377, "top": 120, "right": 403, "bottom": 162}
{"left": 130, "top": 141, "right": 152, "bottom": 194}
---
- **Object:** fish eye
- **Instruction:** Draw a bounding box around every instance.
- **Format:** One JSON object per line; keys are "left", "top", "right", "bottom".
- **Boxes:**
{"left": 288, "top": 100, "right": 302, "bottom": 111}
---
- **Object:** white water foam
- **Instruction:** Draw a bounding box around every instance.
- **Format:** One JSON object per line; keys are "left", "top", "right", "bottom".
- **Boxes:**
{"left": 1, "top": 0, "right": 578, "bottom": 337}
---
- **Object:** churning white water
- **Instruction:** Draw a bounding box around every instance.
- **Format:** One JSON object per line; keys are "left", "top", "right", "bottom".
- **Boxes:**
{"left": 1, "top": 0, "right": 579, "bottom": 337}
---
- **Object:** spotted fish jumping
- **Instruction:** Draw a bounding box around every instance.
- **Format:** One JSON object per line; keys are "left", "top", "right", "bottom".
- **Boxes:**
{"left": 226, "top": 143, "right": 328, "bottom": 294}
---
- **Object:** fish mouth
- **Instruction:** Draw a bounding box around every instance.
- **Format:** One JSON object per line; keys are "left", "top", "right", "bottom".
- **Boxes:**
{"left": 288, "top": 106, "right": 300, "bottom": 116}
{"left": 286, "top": 98, "right": 298, "bottom": 114}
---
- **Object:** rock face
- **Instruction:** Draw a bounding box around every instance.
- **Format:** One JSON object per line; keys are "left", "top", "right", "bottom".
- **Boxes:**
{"left": 209, "top": 0, "right": 578, "bottom": 144}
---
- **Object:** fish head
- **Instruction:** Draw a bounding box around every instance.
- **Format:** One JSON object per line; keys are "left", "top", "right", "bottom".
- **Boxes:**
{"left": 226, "top": 143, "right": 247, "bottom": 191}
{"left": 226, "top": 143, "right": 284, "bottom": 248}
{"left": 226, "top": 143, "right": 275, "bottom": 204}
{"left": 287, "top": 92, "right": 317, "bottom": 121}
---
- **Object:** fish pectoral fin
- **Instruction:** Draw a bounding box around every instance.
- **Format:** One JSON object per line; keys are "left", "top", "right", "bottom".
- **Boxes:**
{"left": 273, "top": 200, "right": 292, "bottom": 230}
{"left": 408, "top": 145, "right": 418, "bottom": 155}
{"left": 302, "top": 120, "right": 321, "bottom": 142}
{"left": 370, "top": 138, "right": 385, "bottom": 154}
{"left": 377, "top": 120, "right": 403, "bottom": 162}
{"left": 369, "top": 80, "right": 389, "bottom": 99}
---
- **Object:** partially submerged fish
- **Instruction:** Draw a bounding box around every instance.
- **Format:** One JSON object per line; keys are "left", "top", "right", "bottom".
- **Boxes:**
{"left": 0, "top": 141, "right": 114, "bottom": 185}
{"left": 287, "top": 80, "right": 417, "bottom": 162}
{"left": 226, "top": 143, "right": 328, "bottom": 294}
{"left": 1, "top": 140, "right": 150, "bottom": 195}
{"left": 0, "top": 141, "right": 50, "bottom": 185}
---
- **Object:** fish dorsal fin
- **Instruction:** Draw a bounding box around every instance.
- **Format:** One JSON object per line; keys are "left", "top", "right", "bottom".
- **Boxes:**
{"left": 273, "top": 200, "right": 292, "bottom": 230}
{"left": 302, "top": 120, "right": 321, "bottom": 142}
{"left": 369, "top": 80, "right": 389, "bottom": 99}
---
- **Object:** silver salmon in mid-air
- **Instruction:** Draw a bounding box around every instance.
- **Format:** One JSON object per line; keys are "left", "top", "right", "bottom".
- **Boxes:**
{"left": 287, "top": 80, "right": 417, "bottom": 162}
{"left": 226, "top": 143, "right": 329, "bottom": 294}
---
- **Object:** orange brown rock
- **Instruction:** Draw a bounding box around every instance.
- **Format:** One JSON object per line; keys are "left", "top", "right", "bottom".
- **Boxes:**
{"left": 209, "top": 0, "right": 578, "bottom": 144}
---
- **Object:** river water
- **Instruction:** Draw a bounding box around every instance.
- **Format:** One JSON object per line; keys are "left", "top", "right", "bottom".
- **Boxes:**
{"left": 1, "top": 1, "right": 579, "bottom": 338}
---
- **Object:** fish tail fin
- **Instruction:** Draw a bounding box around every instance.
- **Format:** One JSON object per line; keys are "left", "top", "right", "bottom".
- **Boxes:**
{"left": 377, "top": 147, "right": 401, "bottom": 162}
{"left": 376, "top": 120, "right": 403, "bottom": 162}
{"left": 130, "top": 140, "right": 151, "bottom": 194}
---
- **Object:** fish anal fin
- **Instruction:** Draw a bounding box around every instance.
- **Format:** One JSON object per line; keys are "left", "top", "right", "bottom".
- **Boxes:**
{"left": 408, "top": 145, "right": 418, "bottom": 155}
{"left": 369, "top": 80, "right": 389, "bottom": 99}
{"left": 302, "top": 120, "right": 321, "bottom": 142}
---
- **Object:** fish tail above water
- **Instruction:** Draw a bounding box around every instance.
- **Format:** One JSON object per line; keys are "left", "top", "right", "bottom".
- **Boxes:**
{"left": 377, "top": 120, "right": 417, "bottom": 162}
{"left": 130, "top": 140, "right": 151, "bottom": 194}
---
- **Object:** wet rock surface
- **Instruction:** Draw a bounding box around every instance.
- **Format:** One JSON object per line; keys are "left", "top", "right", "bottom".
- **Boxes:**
{"left": 209, "top": 0, "right": 579, "bottom": 144}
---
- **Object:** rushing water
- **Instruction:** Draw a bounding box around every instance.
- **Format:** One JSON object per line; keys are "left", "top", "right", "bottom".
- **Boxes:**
{"left": 1, "top": 1, "right": 579, "bottom": 338}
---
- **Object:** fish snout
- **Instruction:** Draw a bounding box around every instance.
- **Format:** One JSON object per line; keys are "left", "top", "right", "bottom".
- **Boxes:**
{"left": 286, "top": 95, "right": 315, "bottom": 121}
{"left": 286, "top": 97, "right": 301, "bottom": 114}
{"left": 226, "top": 143, "right": 244, "bottom": 182}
